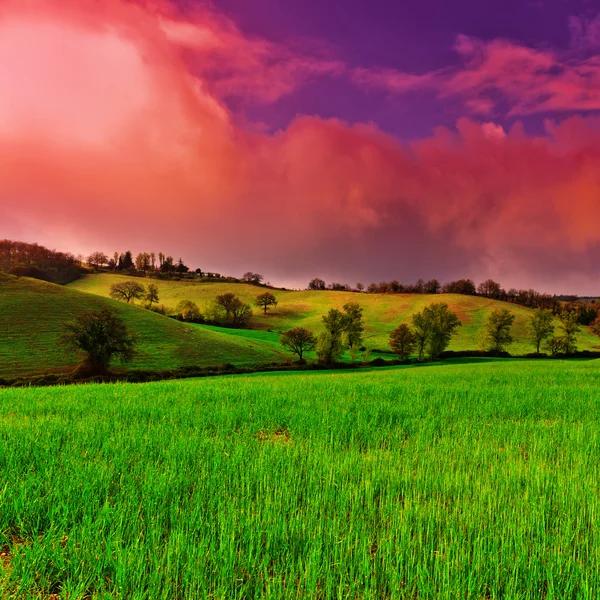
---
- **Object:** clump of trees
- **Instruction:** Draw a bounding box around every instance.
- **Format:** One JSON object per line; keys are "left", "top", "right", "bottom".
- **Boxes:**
{"left": 316, "top": 303, "right": 365, "bottom": 365}
{"left": 61, "top": 308, "right": 136, "bottom": 376}
{"left": 242, "top": 272, "right": 263, "bottom": 285}
{"left": 546, "top": 312, "right": 580, "bottom": 355}
{"left": 0, "top": 239, "right": 83, "bottom": 284}
{"left": 208, "top": 293, "right": 253, "bottom": 327}
{"left": 389, "top": 303, "right": 461, "bottom": 361}
{"left": 174, "top": 300, "right": 202, "bottom": 322}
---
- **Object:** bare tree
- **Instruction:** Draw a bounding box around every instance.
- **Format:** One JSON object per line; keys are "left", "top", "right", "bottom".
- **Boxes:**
{"left": 109, "top": 281, "right": 146, "bottom": 304}
{"left": 280, "top": 328, "right": 316, "bottom": 363}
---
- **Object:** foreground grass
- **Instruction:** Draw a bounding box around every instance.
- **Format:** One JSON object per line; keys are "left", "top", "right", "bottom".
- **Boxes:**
{"left": 69, "top": 273, "right": 600, "bottom": 354}
{"left": 1, "top": 360, "right": 600, "bottom": 598}
{"left": 0, "top": 275, "right": 281, "bottom": 378}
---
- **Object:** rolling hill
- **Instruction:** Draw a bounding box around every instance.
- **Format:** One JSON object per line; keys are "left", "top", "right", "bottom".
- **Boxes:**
{"left": 69, "top": 273, "right": 600, "bottom": 355}
{"left": 0, "top": 274, "right": 282, "bottom": 379}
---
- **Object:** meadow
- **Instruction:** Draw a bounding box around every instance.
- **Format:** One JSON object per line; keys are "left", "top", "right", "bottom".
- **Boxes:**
{"left": 0, "top": 275, "right": 281, "bottom": 378}
{"left": 69, "top": 273, "right": 600, "bottom": 355}
{"left": 1, "top": 360, "right": 599, "bottom": 599}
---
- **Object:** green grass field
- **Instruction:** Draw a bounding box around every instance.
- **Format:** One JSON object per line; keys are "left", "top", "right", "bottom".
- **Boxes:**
{"left": 1, "top": 360, "right": 599, "bottom": 598}
{"left": 69, "top": 273, "right": 600, "bottom": 355}
{"left": 0, "top": 275, "right": 281, "bottom": 378}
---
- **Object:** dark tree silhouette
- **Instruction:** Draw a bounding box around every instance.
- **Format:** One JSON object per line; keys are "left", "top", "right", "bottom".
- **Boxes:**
{"left": 110, "top": 281, "right": 146, "bottom": 303}
{"left": 62, "top": 309, "right": 136, "bottom": 375}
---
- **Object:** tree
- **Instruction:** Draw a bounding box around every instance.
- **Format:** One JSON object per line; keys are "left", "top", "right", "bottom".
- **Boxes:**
{"left": 356, "top": 283, "right": 364, "bottom": 292}
{"left": 308, "top": 278, "right": 326, "bottom": 290}
{"left": 528, "top": 308, "right": 554, "bottom": 353}
{"left": 231, "top": 302, "right": 252, "bottom": 327}
{"left": 175, "top": 300, "right": 201, "bottom": 322}
{"left": 411, "top": 303, "right": 461, "bottom": 360}
{"left": 477, "top": 279, "right": 503, "bottom": 298}
{"left": 317, "top": 308, "right": 347, "bottom": 365}
{"left": 426, "top": 303, "right": 462, "bottom": 358}
{"left": 591, "top": 313, "right": 600, "bottom": 338}
{"left": 135, "top": 253, "right": 150, "bottom": 272}
{"left": 109, "top": 281, "right": 146, "bottom": 304}
{"left": 118, "top": 251, "right": 134, "bottom": 271}
{"left": 87, "top": 251, "right": 108, "bottom": 269}
{"left": 280, "top": 328, "right": 316, "bottom": 363}
{"left": 160, "top": 256, "right": 175, "bottom": 274}
{"left": 389, "top": 323, "right": 416, "bottom": 359}
{"left": 176, "top": 258, "right": 189, "bottom": 275}
{"left": 242, "top": 272, "right": 263, "bottom": 285}
{"left": 411, "top": 311, "right": 430, "bottom": 361}
{"left": 316, "top": 331, "right": 345, "bottom": 365}
{"left": 216, "top": 293, "right": 240, "bottom": 320}
{"left": 483, "top": 308, "right": 515, "bottom": 353}
{"left": 322, "top": 308, "right": 346, "bottom": 336}
{"left": 424, "top": 279, "right": 441, "bottom": 294}
{"left": 557, "top": 311, "right": 580, "bottom": 354}
{"left": 145, "top": 284, "right": 159, "bottom": 309}
{"left": 442, "top": 279, "right": 476, "bottom": 295}
{"left": 342, "top": 302, "right": 364, "bottom": 351}
{"left": 61, "top": 308, "right": 136, "bottom": 375}
{"left": 255, "top": 292, "right": 278, "bottom": 315}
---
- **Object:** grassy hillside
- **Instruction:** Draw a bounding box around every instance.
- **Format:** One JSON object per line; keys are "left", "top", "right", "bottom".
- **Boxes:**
{"left": 0, "top": 275, "right": 281, "bottom": 378}
{"left": 2, "top": 360, "right": 600, "bottom": 598}
{"left": 70, "top": 273, "right": 600, "bottom": 354}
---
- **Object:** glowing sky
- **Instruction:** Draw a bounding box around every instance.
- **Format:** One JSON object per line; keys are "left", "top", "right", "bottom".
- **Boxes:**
{"left": 2, "top": 0, "right": 600, "bottom": 292}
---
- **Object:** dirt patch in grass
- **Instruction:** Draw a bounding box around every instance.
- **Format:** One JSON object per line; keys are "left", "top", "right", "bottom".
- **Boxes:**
{"left": 256, "top": 427, "right": 292, "bottom": 445}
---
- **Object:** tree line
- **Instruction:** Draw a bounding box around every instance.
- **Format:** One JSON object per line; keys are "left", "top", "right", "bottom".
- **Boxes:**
{"left": 307, "top": 276, "right": 598, "bottom": 321}
{"left": 88, "top": 249, "right": 268, "bottom": 287}
{"left": 0, "top": 239, "right": 82, "bottom": 284}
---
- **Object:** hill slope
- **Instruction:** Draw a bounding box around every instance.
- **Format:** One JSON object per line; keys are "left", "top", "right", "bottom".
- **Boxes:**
{"left": 69, "top": 273, "right": 600, "bottom": 354}
{"left": 0, "top": 275, "right": 281, "bottom": 378}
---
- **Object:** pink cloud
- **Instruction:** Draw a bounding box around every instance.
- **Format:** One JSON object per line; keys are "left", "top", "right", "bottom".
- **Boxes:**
{"left": 2, "top": 0, "right": 600, "bottom": 292}
{"left": 157, "top": 6, "right": 345, "bottom": 103}
{"left": 355, "top": 25, "right": 600, "bottom": 117}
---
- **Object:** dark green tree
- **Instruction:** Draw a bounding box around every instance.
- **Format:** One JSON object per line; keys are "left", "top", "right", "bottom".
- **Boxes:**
{"left": 483, "top": 309, "right": 515, "bottom": 353}
{"left": 411, "top": 303, "right": 461, "bottom": 359}
{"left": 528, "top": 308, "right": 554, "bottom": 353}
{"left": 61, "top": 309, "right": 136, "bottom": 375}
{"left": 342, "top": 302, "right": 364, "bottom": 351}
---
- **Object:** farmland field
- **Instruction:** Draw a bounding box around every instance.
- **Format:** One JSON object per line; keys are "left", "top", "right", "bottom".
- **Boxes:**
{"left": 1, "top": 360, "right": 600, "bottom": 598}
{"left": 68, "top": 273, "right": 600, "bottom": 355}
{"left": 0, "top": 275, "right": 281, "bottom": 378}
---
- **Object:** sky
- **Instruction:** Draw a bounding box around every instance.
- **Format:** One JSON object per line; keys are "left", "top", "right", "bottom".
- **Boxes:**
{"left": 2, "top": 0, "right": 600, "bottom": 292}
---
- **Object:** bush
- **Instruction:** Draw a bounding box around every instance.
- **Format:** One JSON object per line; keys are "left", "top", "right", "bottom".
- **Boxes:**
{"left": 174, "top": 300, "right": 202, "bottom": 322}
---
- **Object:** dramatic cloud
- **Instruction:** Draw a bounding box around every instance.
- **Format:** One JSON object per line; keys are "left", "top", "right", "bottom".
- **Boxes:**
{"left": 358, "top": 27, "right": 600, "bottom": 117}
{"left": 2, "top": 0, "right": 600, "bottom": 292}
